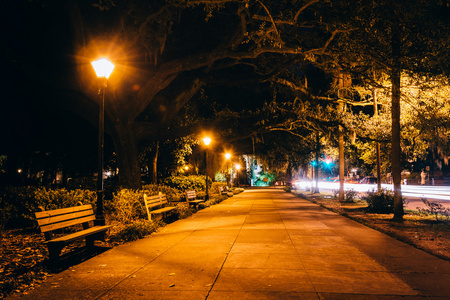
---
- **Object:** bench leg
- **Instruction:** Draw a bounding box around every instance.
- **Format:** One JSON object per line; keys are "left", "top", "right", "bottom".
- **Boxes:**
{"left": 86, "top": 236, "right": 95, "bottom": 248}
{"left": 48, "top": 244, "right": 63, "bottom": 262}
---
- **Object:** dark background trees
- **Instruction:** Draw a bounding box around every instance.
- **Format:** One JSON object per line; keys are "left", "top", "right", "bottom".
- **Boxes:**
{"left": 1, "top": 0, "right": 341, "bottom": 188}
{"left": 1, "top": 0, "right": 449, "bottom": 223}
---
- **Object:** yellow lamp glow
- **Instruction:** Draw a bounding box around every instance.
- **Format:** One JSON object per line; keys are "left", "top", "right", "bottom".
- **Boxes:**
{"left": 225, "top": 153, "right": 231, "bottom": 160}
{"left": 91, "top": 58, "right": 115, "bottom": 79}
{"left": 203, "top": 137, "right": 212, "bottom": 146}
{"left": 235, "top": 164, "right": 241, "bottom": 170}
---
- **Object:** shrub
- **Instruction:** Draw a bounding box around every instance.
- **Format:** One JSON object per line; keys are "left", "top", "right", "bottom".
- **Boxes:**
{"left": 66, "top": 177, "right": 96, "bottom": 191}
{"left": 0, "top": 186, "right": 95, "bottom": 229}
{"left": 0, "top": 186, "right": 37, "bottom": 229}
{"left": 211, "top": 182, "right": 227, "bottom": 194}
{"left": 67, "top": 176, "right": 119, "bottom": 200}
{"left": 175, "top": 203, "right": 193, "bottom": 219}
{"left": 417, "top": 197, "right": 450, "bottom": 222}
{"left": 163, "top": 175, "right": 207, "bottom": 191}
{"left": 109, "top": 220, "right": 162, "bottom": 242}
{"left": 34, "top": 188, "right": 96, "bottom": 210}
{"left": 342, "top": 189, "right": 358, "bottom": 203}
{"left": 107, "top": 189, "right": 146, "bottom": 224}
{"left": 362, "top": 188, "right": 396, "bottom": 213}
{"left": 215, "top": 172, "right": 226, "bottom": 182}
{"left": 333, "top": 189, "right": 339, "bottom": 198}
{"left": 141, "top": 184, "right": 183, "bottom": 202}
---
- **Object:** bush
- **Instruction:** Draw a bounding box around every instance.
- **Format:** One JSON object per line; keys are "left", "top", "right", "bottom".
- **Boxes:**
{"left": 34, "top": 188, "right": 96, "bottom": 210}
{"left": 141, "top": 184, "right": 183, "bottom": 202}
{"left": 67, "top": 176, "right": 119, "bottom": 200}
{"left": 342, "top": 189, "right": 359, "bottom": 203}
{"left": 163, "top": 175, "right": 207, "bottom": 191}
{"left": 0, "top": 186, "right": 37, "bottom": 229}
{"left": 0, "top": 186, "right": 95, "bottom": 230}
{"left": 107, "top": 189, "right": 146, "bottom": 224}
{"left": 109, "top": 220, "right": 163, "bottom": 242}
{"left": 175, "top": 202, "right": 193, "bottom": 219}
{"left": 417, "top": 197, "right": 450, "bottom": 222}
{"left": 211, "top": 182, "right": 227, "bottom": 194}
{"left": 362, "top": 188, "right": 396, "bottom": 213}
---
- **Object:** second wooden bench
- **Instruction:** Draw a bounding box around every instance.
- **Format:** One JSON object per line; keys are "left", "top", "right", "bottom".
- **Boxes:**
{"left": 144, "top": 193, "right": 176, "bottom": 220}
{"left": 185, "top": 190, "right": 205, "bottom": 208}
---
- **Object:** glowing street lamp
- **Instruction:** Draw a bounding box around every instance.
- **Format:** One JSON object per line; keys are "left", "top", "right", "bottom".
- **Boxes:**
{"left": 91, "top": 57, "right": 115, "bottom": 225}
{"left": 203, "top": 136, "right": 212, "bottom": 200}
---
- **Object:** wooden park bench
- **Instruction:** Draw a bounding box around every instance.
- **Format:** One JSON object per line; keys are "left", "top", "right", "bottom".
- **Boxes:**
{"left": 35, "top": 204, "right": 111, "bottom": 261}
{"left": 185, "top": 190, "right": 205, "bottom": 208}
{"left": 144, "top": 193, "right": 176, "bottom": 220}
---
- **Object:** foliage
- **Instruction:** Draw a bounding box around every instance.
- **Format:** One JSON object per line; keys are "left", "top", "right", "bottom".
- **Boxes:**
{"left": 362, "top": 188, "right": 397, "bottom": 214}
{"left": 342, "top": 189, "right": 359, "bottom": 203}
{"left": 66, "top": 177, "right": 96, "bottom": 191}
{"left": 33, "top": 188, "right": 96, "bottom": 211}
{"left": 107, "top": 189, "right": 146, "bottom": 224}
{"left": 345, "top": 75, "right": 450, "bottom": 174}
{"left": 210, "top": 182, "right": 227, "bottom": 194}
{"left": 66, "top": 177, "right": 119, "bottom": 200}
{"left": 0, "top": 186, "right": 95, "bottom": 230}
{"left": 141, "top": 184, "right": 183, "bottom": 202}
{"left": 174, "top": 202, "right": 193, "bottom": 219}
{"left": 214, "top": 172, "right": 226, "bottom": 182}
{"left": 109, "top": 220, "right": 163, "bottom": 243}
{"left": 254, "top": 171, "right": 277, "bottom": 186}
{"left": 202, "top": 194, "right": 228, "bottom": 208}
{"left": 163, "top": 175, "right": 206, "bottom": 191}
{"left": 417, "top": 198, "right": 450, "bottom": 222}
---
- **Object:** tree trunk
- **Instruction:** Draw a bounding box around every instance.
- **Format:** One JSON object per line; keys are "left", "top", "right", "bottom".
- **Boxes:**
{"left": 373, "top": 87, "right": 382, "bottom": 191}
{"left": 391, "top": 28, "right": 404, "bottom": 220}
{"left": 151, "top": 141, "right": 159, "bottom": 184}
{"left": 314, "top": 132, "right": 320, "bottom": 193}
{"left": 111, "top": 124, "right": 142, "bottom": 189}
{"left": 337, "top": 72, "right": 350, "bottom": 202}
{"left": 338, "top": 121, "right": 345, "bottom": 201}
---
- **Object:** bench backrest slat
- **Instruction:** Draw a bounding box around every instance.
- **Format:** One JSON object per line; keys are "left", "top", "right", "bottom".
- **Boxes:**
{"left": 35, "top": 205, "right": 95, "bottom": 233}
{"left": 185, "top": 190, "right": 196, "bottom": 201}
{"left": 35, "top": 205, "right": 92, "bottom": 219}
{"left": 36, "top": 209, "right": 94, "bottom": 227}
{"left": 38, "top": 215, "right": 96, "bottom": 233}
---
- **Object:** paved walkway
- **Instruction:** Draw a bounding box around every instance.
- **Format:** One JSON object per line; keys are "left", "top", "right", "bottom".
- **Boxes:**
{"left": 13, "top": 188, "right": 450, "bottom": 299}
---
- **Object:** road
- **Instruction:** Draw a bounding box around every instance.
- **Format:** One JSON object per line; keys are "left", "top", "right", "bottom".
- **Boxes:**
{"left": 294, "top": 180, "right": 450, "bottom": 210}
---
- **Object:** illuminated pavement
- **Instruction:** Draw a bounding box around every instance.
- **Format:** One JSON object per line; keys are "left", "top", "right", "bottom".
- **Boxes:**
{"left": 12, "top": 188, "right": 450, "bottom": 299}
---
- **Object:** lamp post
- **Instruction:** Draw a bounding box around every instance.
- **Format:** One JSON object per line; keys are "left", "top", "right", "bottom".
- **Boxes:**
{"left": 91, "top": 58, "right": 115, "bottom": 226}
{"left": 203, "top": 137, "right": 211, "bottom": 201}
{"left": 225, "top": 153, "right": 231, "bottom": 188}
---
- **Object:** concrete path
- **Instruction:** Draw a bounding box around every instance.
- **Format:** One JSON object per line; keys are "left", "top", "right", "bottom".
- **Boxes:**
{"left": 13, "top": 188, "right": 450, "bottom": 299}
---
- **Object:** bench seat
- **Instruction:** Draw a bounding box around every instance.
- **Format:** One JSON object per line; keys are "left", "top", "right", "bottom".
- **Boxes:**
{"left": 46, "top": 225, "right": 112, "bottom": 244}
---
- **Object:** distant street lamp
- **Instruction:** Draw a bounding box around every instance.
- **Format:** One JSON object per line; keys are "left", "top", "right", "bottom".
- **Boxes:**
{"left": 91, "top": 58, "right": 115, "bottom": 226}
{"left": 203, "top": 137, "right": 212, "bottom": 201}
{"left": 225, "top": 153, "right": 231, "bottom": 188}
